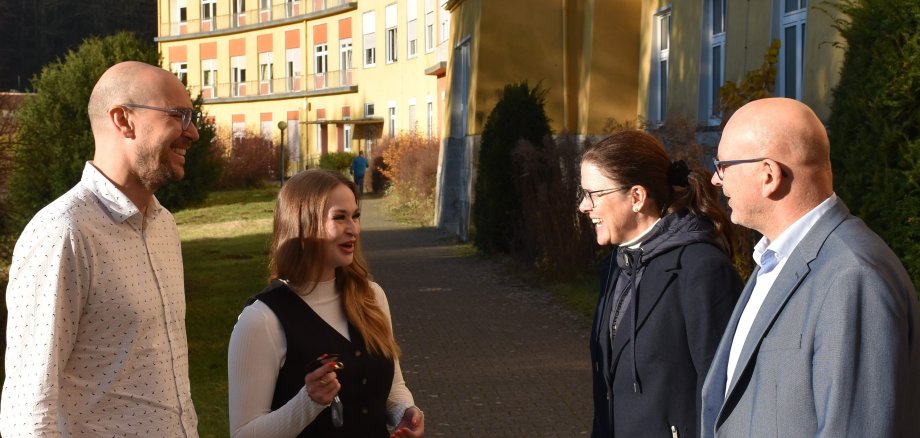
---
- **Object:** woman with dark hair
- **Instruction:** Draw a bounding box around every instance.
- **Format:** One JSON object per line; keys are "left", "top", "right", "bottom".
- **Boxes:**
{"left": 228, "top": 169, "right": 424, "bottom": 437}
{"left": 579, "top": 130, "right": 742, "bottom": 438}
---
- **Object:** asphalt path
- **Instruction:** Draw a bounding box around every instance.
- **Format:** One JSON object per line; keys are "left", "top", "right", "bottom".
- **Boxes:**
{"left": 359, "top": 195, "right": 594, "bottom": 437}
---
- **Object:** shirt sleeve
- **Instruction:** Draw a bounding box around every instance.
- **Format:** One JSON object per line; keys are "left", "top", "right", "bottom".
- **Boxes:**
{"left": 0, "top": 223, "right": 88, "bottom": 437}
{"left": 369, "top": 283, "right": 416, "bottom": 426}
{"left": 228, "top": 301, "right": 328, "bottom": 438}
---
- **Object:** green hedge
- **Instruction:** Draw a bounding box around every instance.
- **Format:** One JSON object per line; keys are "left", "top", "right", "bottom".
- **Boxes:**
{"left": 828, "top": 0, "right": 920, "bottom": 293}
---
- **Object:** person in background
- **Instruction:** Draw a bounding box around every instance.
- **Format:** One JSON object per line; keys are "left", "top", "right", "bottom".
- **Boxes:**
{"left": 228, "top": 169, "right": 424, "bottom": 437}
{"left": 1, "top": 61, "right": 200, "bottom": 436}
{"left": 579, "top": 130, "right": 742, "bottom": 438}
{"left": 701, "top": 98, "right": 920, "bottom": 437}
{"left": 351, "top": 150, "right": 369, "bottom": 195}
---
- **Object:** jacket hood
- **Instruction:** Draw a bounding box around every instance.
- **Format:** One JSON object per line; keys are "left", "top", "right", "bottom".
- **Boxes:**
{"left": 616, "top": 209, "right": 718, "bottom": 271}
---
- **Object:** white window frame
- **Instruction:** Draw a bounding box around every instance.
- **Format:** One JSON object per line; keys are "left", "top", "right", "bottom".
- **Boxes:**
{"left": 232, "top": 0, "right": 246, "bottom": 27}
{"left": 363, "top": 11, "right": 377, "bottom": 67}
{"left": 424, "top": 0, "right": 435, "bottom": 53}
{"left": 365, "top": 102, "right": 375, "bottom": 117}
{"left": 232, "top": 55, "right": 247, "bottom": 97}
{"left": 438, "top": 0, "right": 450, "bottom": 44}
{"left": 259, "top": 52, "right": 273, "bottom": 94}
{"left": 172, "top": 62, "right": 188, "bottom": 86}
{"left": 778, "top": 0, "right": 807, "bottom": 100}
{"left": 177, "top": 0, "right": 188, "bottom": 22}
{"left": 701, "top": 0, "right": 726, "bottom": 125}
{"left": 340, "top": 39, "right": 353, "bottom": 85}
{"left": 202, "top": 59, "right": 218, "bottom": 97}
{"left": 426, "top": 96, "right": 433, "bottom": 139}
{"left": 202, "top": 0, "right": 216, "bottom": 24}
{"left": 408, "top": 98, "right": 417, "bottom": 132}
{"left": 286, "top": 0, "right": 300, "bottom": 17}
{"left": 315, "top": 43, "right": 328, "bottom": 88}
{"left": 385, "top": 4, "right": 398, "bottom": 64}
{"left": 407, "top": 0, "right": 418, "bottom": 58}
{"left": 344, "top": 123, "right": 353, "bottom": 152}
{"left": 388, "top": 102, "right": 397, "bottom": 137}
{"left": 286, "top": 48, "right": 301, "bottom": 91}
{"left": 650, "top": 8, "right": 671, "bottom": 124}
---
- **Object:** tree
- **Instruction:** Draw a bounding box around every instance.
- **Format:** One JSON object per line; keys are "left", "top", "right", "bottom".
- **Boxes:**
{"left": 155, "top": 94, "right": 222, "bottom": 210}
{"left": 828, "top": 0, "right": 920, "bottom": 292}
{"left": 473, "top": 81, "right": 552, "bottom": 253}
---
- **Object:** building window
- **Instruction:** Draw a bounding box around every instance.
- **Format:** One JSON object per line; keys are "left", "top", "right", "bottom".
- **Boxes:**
{"left": 363, "top": 11, "right": 376, "bottom": 67}
{"left": 425, "top": 0, "right": 435, "bottom": 52}
{"left": 286, "top": 48, "right": 301, "bottom": 91}
{"left": 232, "top": 56, "right": 247, "bottom": 97}
{"left": 650, "top": 9, "right": 671, "bottom": 123}
{"left": 388, "top": 104, "right": 396, "bottom": 137}
{"left": 172, "top": 62, "right": 188, "bottom": 86}
{"left": 202, "top": 59, "right": 217, "bottom": 98}
{"left": 259, "top": 52, "right": 273, "bottom": 94}
{"left": 315, "top": 43, "right": 328, "bottom": 89}
{"left": 232, "top": 0, "right": 246, "bottom": 27}
{"left": 385, "top": 4, "right": 398, "bottom": 63}
{"left": 703, "top": 0, "right": 726, "bottom": 124}
{"left": 778, "top": 0, "right": 807, "bottom": 100}
{"left": 366, "top": 103, "right": 375, "bottom": 117}
{"left": 260, "top": 0, "right": 270, "bottom": 11}
{"left": 344, "top": 124, "right": 353, "bottom": 152}
{"left": 286, "top": 0, "right": 300, "bottom": 17}
{"left": 438, "top": 0, "right": 450, "bottom": 44}
{"left": 408, "top": 101, "right": 417, "bottom": 132}
{"left": 202, "top": 0, "right": 216, "bottom": 23}
{"left": 340, "top": 39, "right": 353, "bottom": 85}
{"left": 407, "top": 0, "right": 418, "bottom": 58}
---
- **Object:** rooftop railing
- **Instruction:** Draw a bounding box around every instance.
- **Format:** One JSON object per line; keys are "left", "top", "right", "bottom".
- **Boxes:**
{"left": 161, "top": 0, "right": 352, "bottom": 37}
{"left": 186, "top": 69, "right": 356, "bottom": 101}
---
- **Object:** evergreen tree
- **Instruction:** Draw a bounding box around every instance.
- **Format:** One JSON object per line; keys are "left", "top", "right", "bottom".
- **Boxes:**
{"left": 473, "top": 82, "right": 552, "bottom": 253}
{"left": 828, "top": 0, "right": 920, "bottom": 291}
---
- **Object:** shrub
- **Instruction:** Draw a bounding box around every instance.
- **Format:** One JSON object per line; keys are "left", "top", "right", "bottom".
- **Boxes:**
{"left": 318, "top": 151, "right": 356, "bottom": 173}
{"left": 368, "top": 151, "right": 391, "bottom": 193}
{"left": 377, "top": 132, "right": 440, "bottom": 224}
{"left": 512, "top": 136, "right": 596, "bottom": 280}
{"left": 473, "top": 81, "right": 552, "bottom": 253}
{"left": 828, "top": 0, "right": 920, "bottom": 292}
{"left": 6, "top": 32, "right": 159, "bottom": 231}
{"left": 215, "top": 128, "right": 279, "bottom": 189}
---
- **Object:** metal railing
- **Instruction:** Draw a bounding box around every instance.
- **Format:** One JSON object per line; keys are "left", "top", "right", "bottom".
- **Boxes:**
{"left": 161, "top": 0, "right": 351, "bottom": 37}
{"left": 186, "top": 69, "right": 356, "bottom": 100}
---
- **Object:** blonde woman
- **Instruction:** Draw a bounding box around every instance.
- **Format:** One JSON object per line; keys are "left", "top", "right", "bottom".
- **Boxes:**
{"left": 228, "top": 170, "right": 424, "bottom": 437}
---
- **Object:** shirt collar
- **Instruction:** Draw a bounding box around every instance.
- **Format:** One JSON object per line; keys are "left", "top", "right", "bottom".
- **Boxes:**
{"left": 753, "top": 193, "right": 838, "bottom": 268}
{"left": 81, "top": 162, "right": 162, "bottom": 223}
{"left": 620, "top": 217, "right": 662, "bottom": 249}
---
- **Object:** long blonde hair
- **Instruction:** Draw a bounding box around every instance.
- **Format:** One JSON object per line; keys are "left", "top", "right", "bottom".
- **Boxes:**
{"left": 268, "top": 169, "right": 400, "bottom": 359}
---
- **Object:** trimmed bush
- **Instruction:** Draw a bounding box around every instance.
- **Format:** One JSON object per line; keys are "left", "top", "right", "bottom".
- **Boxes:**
{"left": 318, "top": 151, "right": 356, "bottom": 173}
{"left": 473, "top": 81, "right": 552, "bottom": 253}
{"left": 377, "top": 132, "right": 440, "bottom": 224}
{"left": 215, "top": 129, "right": 278, "bottom": 189}
{"left": 828, "top": 0, "right": 920, "bottom": 292}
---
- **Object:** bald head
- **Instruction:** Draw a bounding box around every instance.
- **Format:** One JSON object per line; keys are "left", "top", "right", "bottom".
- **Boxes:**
{"left": 88, "top": 61, "right": 178, "bottom": 132}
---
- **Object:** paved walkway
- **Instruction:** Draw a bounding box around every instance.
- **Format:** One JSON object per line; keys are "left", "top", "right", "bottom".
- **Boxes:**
{"left": 359, "top": 195, "right": 594, "bottom": 437}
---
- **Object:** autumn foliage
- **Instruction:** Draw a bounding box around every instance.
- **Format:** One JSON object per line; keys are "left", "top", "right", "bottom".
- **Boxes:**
{"left": 374, "top": 132, "right": 440, "bottom": 224}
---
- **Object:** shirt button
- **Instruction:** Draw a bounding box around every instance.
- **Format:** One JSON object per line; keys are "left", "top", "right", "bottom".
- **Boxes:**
{"left": 361, "top": 408, "right": 368, "bottom": 414}
{"left": 355, "top": 351, "right": 362, "bottom": 357}
{"left": 361, "top": 378, "right": 368, "bottom": 385}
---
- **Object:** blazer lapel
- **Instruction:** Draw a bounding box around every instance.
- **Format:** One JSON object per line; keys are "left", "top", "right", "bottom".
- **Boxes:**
{"left": 719, "top": 200, "right": 851, "bottom": 420}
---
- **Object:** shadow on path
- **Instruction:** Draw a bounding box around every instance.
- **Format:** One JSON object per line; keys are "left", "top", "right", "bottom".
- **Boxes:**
{"left": 360, "top": 196, "right": 593, "bottom": 437}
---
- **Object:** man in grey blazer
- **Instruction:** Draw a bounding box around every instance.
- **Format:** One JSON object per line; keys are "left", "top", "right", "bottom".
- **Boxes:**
{"left": 701, "top": 97, "right": 920, "bottom": 437}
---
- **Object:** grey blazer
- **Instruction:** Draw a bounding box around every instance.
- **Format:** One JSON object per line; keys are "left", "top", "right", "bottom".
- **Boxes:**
{"left": 700, "top": 200, "right": 920, "bottom": 437}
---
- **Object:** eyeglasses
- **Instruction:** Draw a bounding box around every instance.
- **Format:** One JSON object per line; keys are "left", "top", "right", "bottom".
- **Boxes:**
{"left": 578, "top": 186, "right": 628, "bottom": 208}
{"left": 121, "top": 103, "right": 203, "bottom": 131}
{"left": 712, "top": 157, "right": 769, "bottom": 180}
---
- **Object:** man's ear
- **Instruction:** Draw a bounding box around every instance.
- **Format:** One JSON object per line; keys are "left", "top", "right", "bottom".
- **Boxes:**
{"left": 760, "top": 159, "right": 785, "bottom": 197}
{"left": 110, "top": 106, "right": 135, "bottom": 139}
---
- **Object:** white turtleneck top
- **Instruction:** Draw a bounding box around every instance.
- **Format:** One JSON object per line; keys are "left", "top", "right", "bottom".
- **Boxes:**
{"left": 227, "top": 279, "right": 415, "bottom": 437}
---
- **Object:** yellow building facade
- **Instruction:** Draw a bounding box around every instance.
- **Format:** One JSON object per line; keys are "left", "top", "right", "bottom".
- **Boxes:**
{"left": 156, "top": 0, "right": 451, "bottom": 171}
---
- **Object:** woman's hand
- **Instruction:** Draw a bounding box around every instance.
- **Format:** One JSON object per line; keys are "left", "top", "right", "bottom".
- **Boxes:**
{"left": 304, "top": 361, "right": 340, "bottom": 405}
{"left": 390, "top": 406, "right": 425, "bottom": 438}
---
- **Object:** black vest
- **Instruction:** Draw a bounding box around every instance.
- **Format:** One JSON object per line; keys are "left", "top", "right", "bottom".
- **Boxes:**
{"left": 247, "top": 280, "right": 395, "bottom": 437}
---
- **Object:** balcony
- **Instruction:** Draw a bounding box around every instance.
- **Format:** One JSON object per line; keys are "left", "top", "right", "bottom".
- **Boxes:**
{"left": 187, "top": 69, "right": 357, "bottom": 102}
{"left": 159, "top": 1, "right": 357, "bottom": 40}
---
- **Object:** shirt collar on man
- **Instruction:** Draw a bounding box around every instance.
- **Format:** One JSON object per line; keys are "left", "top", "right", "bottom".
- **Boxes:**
{"left": 82, "top": 162, "right": 162, "bottom": 224}
{"left": 752, "top": 193, "right": 838, "bottom": 271}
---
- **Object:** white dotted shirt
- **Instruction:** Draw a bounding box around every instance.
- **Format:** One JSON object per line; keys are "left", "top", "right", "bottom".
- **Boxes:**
{"left": 1, "top": 163, "right": 198, "bottom": 437}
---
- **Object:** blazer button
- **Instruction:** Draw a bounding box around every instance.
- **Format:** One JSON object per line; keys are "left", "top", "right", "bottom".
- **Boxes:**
{"left": 362, "top": 378, "right": 368, "bottom": 385}
{"left": 361, "top": 408, "right": 368, "bottom": 414}
{"left": 355, "top": 350, "right": 362, "bottom": 357}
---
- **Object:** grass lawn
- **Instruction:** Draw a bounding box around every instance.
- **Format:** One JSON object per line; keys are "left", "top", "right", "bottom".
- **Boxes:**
{"left": 175, "top": 186, "right": 279, "bottom": 436}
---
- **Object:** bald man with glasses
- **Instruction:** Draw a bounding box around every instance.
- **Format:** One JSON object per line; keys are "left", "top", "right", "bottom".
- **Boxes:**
{"left": 1, "top": 61, "right": 200, "bottom": 436}
{"left": 700, "top": 98, "right": 920, "bottom": 437}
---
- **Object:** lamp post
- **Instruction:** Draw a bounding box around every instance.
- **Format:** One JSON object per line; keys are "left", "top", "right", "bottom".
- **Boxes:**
{"left": 277, "top": 120, "right": 288, "bottom": 185}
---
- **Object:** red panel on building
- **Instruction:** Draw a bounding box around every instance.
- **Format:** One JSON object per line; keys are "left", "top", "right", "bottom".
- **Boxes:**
{"left": 316, "top": 108, "right": 326, "bottom": 119}
{"left": 257, "top": 34, "right": 273, "bottom": 53}
{"left": 230, "top": 38, "right": 246, "bottom": 57}
{"left": 232, "top": 114, "right": 246, "bottom": 123}
{"left": 313, "top": 24, "right": 328, "bottom": 45}
{"left": 200, "top": 42, "right": 217, "bottom": 59}
{"left": 286, "top": 29, "right": 301, "bottom": 48}
{"left": 261, "top": 112, "right": 273, "bottom": 122}
{"left": 169, "top": 45, "right": 187, "bottom": 63}
{"left": 342, "top": 106, "right": 351, "bottom": 118}
{"left": 339, "top": 18, "right": 352, "bottom": 39}
{"left": 287, "top": 110, "right": 300, "bottom": 120}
